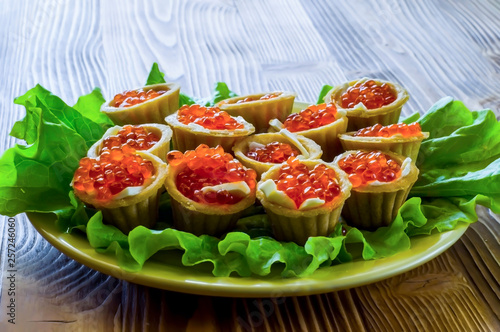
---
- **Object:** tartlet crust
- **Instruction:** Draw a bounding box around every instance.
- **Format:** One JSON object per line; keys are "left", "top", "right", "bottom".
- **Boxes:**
{"left": 332, "top": 149, "right": 419, "bottom": 229}
{"left": 232, "top": 132, "right": 323, "bottom": 178}
{"left": 165, "top": 112, "right": 255, "bottom": 153}
{"left": 164, "top": 162, "right": 256, "bottom": 236}
{"left": 101, "top": 83, "right": 180, "bottom": 125}
{"left": 324, "top": 78, "right": 409, "bottom": 131}
{"left": 272, "top": 110, "right": 348, "bottom": 162}
{"left": 256, "top": 160, "right": 352, "bottom": 244}
{"left": 216, "top": 91, "right": 295, "bottom": 133}
{"left": 74, "top": 151, "right": 168, "bottom": 233}
{"left": 87, "top": 123, "right": 173, "bottom": 162}
{"left": 338, "top": 131, "right": 429, "bottom": 161}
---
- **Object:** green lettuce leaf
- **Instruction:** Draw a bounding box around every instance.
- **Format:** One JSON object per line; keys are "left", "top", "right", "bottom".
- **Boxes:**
{"left": 316, "top": 84, "right": 333, "bottom": 104}
{"left": 146, "top": 63, "right": 167, "bottom": 85}
{"left": 411, "top": 97, "right": 500, "bottom": 202}
{"left": 0, "top": 85, "right": 110, "bottom": 218}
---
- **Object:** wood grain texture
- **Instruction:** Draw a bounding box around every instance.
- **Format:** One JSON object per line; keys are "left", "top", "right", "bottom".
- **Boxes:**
{"left": 1, "top": 0, "right": 499, "bottom": 331}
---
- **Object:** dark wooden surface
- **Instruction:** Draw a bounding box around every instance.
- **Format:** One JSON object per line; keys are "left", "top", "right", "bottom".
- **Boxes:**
{"left": 1, "top": 0, "right": 499, "bottom": 331}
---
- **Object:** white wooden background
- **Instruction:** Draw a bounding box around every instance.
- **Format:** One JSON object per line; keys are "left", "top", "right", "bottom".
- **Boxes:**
{"left": 1, "top": 0, "right": 499, "bottom": 331}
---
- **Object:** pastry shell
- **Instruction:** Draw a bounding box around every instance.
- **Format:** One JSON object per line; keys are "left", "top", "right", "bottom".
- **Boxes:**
{"left": 332, "top": 150, "right": 419, "bottom": 230}
{"left": 87, "top": 123, "right": 173, "bottom": 162}
{"left": 256, "top": 160, "right": 351, "bottom": 245}
{"left": 273, "top": 110, "right": 348, "bottom": 162}
{"left": 165, "top": 112, "right": 255, "bottom": 153}
{"left": 216, "top": 91, "right": 295, "bottom": 133}
{"left": 324, "top": 78, "right": 409, "bottom": 131}
{"left": 232, "top": 132, "right": 323, "bottom": 179}
{"left": 74, "top": 151, "right": 168, "bottom": 234}
{"left": 164, "top": 163, "right": 257, "bottom": 237}
{"left": 338, "top": 130, "right": 429, "bottom": 162}
{"left": 101, "top": 83, "right": 180, "bottom": 125}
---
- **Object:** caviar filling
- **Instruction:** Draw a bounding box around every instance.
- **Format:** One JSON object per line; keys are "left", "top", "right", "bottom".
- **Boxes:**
{"left": 273, "top": 158, "right": 340, "bottom": 209}
{"left": 337, "top": 151, "right": 401, "bottom": 188}
{"left": 283, "top": 103, "right": 337, "bottom": 132}
{"left": 167, "top": 145, "right": 256, "bottom": 205}
{"left": 177, "top": 105, "right": 244, "bottom": 130}
{"left": 340, "top": 80, "right": 396, "bottom": 109}
{"left": 102, "top": 125, "right": 160, "bottom": 151}
{"left": 353, "top": 123, "right": 422, "bottom": 138}
{"left": 245, "top": 141, "right": 300, "bottom": 163}
{"left": 73, "top": 146, "right": 155, "bottom": 201}
{"left": 113, "top": 89, "right": 167, "bottom": 108}
{"left": 235, "top": 93, "right": 281, "bottom": 104}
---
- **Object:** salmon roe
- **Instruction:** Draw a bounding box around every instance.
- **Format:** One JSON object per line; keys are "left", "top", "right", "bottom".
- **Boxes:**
{"left": 167, "top": 145, "right": 257, "bottom": 205}
{"left": 235, "top": 93, "right": 280, "bottom": 104}
{"left": 283, "top": 103, "right": 338, "bottom": 132}
{"left": 354, "top": 122, "right": 422, "bottom": 138}
{"left": 102, "top": 125, "right": 160, "bottom": 151}
{"left": 275, "top": 158, "right": 341, "bottom": 209}
{"left": 73, "top": 146, "right": 155, "bottom": 201}
{"left": 340, "top": 80, "right": 396, "bottom": 109}
{"left": 177, "top": 105, "right": 244, "bottom": 130}
{"left": 113, "top": 89, "right": 166, "bottom": 108}
{"left": 337, "top": 151, "right": 401, "bottom": 188}
{"left": 245, "top": 141, "right": 300, "bottom": 163}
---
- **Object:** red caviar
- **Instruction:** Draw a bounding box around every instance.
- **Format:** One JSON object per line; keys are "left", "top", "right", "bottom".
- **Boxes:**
{"left": 275, "top": 158, "right": 340, "bottom": 209}
{"left": 337, "top": 151, "right": 401, "bottom": 188}
{"left": 102, "top": 125, "right": 160, "bottom": 151}
{"left": 235, "top": 93, "right": 280, "bottom": 104}
{"left": 340, "top": 80, "right": 396, "bottom": 109}
{"left": 177, "top": 105, "right": 244, "bottom": 130}
{"left": 283, "top": 103, "right": 338, "bottom": 132}
{"left": 245, "top": 141, "right": 300, "bottom": 163}
{"left": 167, "top": 145, "right": 256, "bottom": 205}
{"left": 113, "top": 89, "right": 166, "bottom": 108}
{"left": 73, "top": 146, "right": 155, "bottom": 201}
{"left": 354, "top": 122, "right": 422, "bottom": 138}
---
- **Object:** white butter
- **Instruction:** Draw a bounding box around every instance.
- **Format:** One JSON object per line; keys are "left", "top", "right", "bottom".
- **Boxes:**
{"left": 201, "top": 181, "right": 251, "bottom": 196}
{"left": 401, "top": 157, "right": 412, "bottom": 177}
{"left": 268, "top": 118, "right": 284, "bottom": 131}
{"left": 299, "top": 197, "right": 325, "bottom": 210}
{"left": 258, "top": 179, "right": 296, "bottom": 209}
{"left": 279, "top": 129, "right": 310, "bottom": 159}
{"left": 248, "top": 142, "right": 266, "bottom": 151}
{"left": 113, "top": 176, "right": 156, "bottom": 199}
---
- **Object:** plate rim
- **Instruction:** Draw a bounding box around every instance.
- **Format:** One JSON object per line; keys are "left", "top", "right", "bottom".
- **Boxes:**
{"left": 27, "top": 212, "right": 468, "bottom": 298}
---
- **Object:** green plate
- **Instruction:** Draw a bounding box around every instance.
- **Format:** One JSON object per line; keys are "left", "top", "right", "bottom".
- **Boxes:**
{"left": 28, "top": 212, "right": 468, "bottom": 298}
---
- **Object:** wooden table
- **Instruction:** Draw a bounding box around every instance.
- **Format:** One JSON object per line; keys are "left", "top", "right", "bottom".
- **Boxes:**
{"left": 1, "top": 0, "right": 499, "bottom": 331}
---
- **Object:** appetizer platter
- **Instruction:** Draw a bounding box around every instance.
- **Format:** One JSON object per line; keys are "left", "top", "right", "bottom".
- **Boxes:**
{"left": 1, "top": 63, "right": 499, "bottom": 297}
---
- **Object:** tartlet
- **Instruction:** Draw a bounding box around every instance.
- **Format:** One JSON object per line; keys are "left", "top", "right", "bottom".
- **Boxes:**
{"left": 164, "top": 145, "right": 257, "bottom": 236}
{"left": 338, "top": 122, "right": 429, "bottom": 161}
{"left": 324, "top": 78, "right": 409, "bottom": 131}
{"left": 73, "top": 150, "right": 168, "bottom": 234}
{"left": 101, "top": 83, "right": 180, "bottom": 125}
{"left": 270, "top": 103, "right": 348, "bottom": 162}
{"left": 232, "top": 130, "right": 323, "bottom": 178}
{"left": 165, "top": 104, "right": 255, "bottom": 153}
{"left": 216, "top": 91, "right": 295, "bottom": 133}
{"left": 333, "top": 150, "right": 419, "bottom": 230}
{"left": 257, "top": 158, "right": 351, "bottom": 245}
{"left": 87, "top": 124, "right": 173, "bottom": 162}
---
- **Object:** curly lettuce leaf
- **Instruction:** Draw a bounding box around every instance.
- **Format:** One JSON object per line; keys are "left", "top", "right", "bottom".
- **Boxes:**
{"left": 146, "top": 63, "right": 167, "bottom": 86}
{"left": 411, "top": 97, "right": 500, "bottom": 200}
{"left": 316, "top": 84, "right": 333, "bottom": 104}
{"left": 84, "top": 195, "right": 478, "bottom": 277}
{"left": 0, "top": 85, "right": 110, "bottom": 219}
